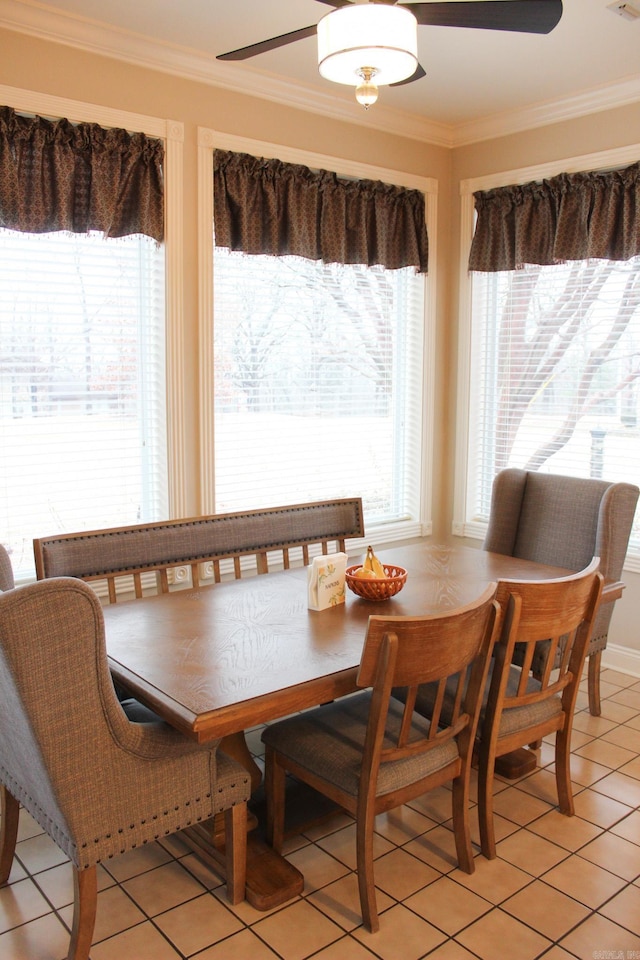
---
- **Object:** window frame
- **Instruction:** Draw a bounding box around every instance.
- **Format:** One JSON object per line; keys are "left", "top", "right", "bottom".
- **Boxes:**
{"left": 0, "top": 83, "right": 187, "bottom": 520}
{"left": 198, "top": 128, "right": 437, "bottom": 545}
{"left": 454, "top": 140, "right": 640, "bottom": 573}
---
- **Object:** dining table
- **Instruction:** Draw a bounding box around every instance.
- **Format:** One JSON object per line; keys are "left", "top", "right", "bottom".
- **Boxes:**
{"left": 104, "top": 540, "right": 621, "bottom": 909}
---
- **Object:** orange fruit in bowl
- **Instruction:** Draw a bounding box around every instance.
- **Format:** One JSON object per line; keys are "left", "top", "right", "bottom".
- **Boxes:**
{"left": 353, "top": 566, "right": 379, "bottom": 580}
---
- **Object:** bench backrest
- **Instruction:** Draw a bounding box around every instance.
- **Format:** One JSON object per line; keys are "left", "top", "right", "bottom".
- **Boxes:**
{"left": 34, "top": 498, "right": 364, "bottom": 603}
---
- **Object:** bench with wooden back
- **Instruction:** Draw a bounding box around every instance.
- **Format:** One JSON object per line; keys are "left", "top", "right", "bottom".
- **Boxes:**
{"left": 33, "top": 498, "right": 364, "bottom": 603}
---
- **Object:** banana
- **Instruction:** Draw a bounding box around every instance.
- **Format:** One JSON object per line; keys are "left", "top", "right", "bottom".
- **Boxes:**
{"left": 364, "top": 545, "right": 386, "bottom": 579}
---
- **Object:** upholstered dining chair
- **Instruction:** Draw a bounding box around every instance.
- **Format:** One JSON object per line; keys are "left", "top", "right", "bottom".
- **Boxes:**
{"left": 262, "top": 585, "right": 500, "bottom": 933}
{"left": 0, "top": 543, "right": 14, "bottom": 592}
{"left": 483, "top": 468, "right": 638, "bottom": 715}
{"left": 0, "top": 577, "right": 250, "bottom": 960}
{"left": 477, "top": 560, "right": 603, "bottom": 859}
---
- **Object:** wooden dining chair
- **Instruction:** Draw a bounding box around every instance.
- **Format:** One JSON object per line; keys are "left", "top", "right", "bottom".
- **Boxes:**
{"left": 477, "top": 559, "right": 603, "bottom": 859}
{"left": 0, "top": 577, "right": 251, "bottom": 960}
{"left": 262, "top": 584, "right": 500, "bottom": 933}
{"left": 483, "top": 468, "right": 638, "bottom": 715}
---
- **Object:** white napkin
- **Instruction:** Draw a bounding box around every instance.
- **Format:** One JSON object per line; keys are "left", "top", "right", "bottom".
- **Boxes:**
{"left": 307, "top": 552, "right": 347, "bottom": 611}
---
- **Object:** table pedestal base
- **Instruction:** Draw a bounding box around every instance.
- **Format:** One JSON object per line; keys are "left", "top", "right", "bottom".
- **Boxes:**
{"left": 495, "top": 747, "right": 538, "bottom": 779}
{"left": 181, "top": 815, "right": 304, "bottom": 911}
{"left": 181, "top": 777, "right": 343, "bottom": 910}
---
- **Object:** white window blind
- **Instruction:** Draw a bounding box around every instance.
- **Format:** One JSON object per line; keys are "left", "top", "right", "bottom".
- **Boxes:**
{"left": 0, "top": 229, "right": 167, "bottom": 580}
{"left": 467, "top": 257, "right": 640, "bottom": 553}
{"left": 212, "top": 248, "right": 425, "bottom": 526}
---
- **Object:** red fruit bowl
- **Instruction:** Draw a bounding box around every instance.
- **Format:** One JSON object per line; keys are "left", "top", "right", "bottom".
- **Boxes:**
{"left": 345, "top": 564, "right": 407, "bottom": 601}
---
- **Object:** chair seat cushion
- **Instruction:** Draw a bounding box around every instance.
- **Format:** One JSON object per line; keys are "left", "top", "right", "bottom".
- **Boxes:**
{"left": 121, "top": 698, "right": 163, "bottom": 724}
{"left": 262, "top": 693, "right": 460, "bottom": 799}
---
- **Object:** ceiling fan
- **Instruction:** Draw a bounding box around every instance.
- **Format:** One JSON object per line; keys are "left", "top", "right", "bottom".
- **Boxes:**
{"left": 217, "top": 1, "right": 563, "bottom": 106}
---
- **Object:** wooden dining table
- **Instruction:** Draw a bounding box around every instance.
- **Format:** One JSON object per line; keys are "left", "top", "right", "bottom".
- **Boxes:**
{"left": 104, "top": 540, "right": 621, "bottom": 909}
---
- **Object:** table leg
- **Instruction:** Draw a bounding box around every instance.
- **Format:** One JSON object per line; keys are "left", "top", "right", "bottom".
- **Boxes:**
{"left": 181, "top": 730, "right": 304, "bottom": 910}
{"left": 220, "top": 732, "right": 262, "bottom": 792}
{"left": 181, "top": 816, "right": 303, "bottom": 911}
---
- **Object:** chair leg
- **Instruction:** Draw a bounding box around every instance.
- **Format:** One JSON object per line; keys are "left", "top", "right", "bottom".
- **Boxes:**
{"left": 477, "top": 742, "right": 498, "bottom": 860}
{"left": 355, "top": 805, "right": 379, "bottom": 933}
{"left": 68, "top": 867, "right": 97, "bottom": 960}
{"left": 555, "top": 728, "right": 575, "bottom": 816}
{"left": 588, "top": 651, "right": 602, "bottom": 717}
{"left": 224, "top": 802, "right": 247, "bottom": 905}
{"left": 451, "top": 774, "right": 475, "bottom": 874}
{"left": 0, "top": 786, "right": 19, "bottom": 886}
{"left": 264, "top": 745, "right": 286, "bottom": 853}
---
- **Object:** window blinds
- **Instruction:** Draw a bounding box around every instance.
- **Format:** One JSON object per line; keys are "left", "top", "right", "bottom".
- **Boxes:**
{"left": 468, "top": 258, "right": 640, "bottom": 553}
{"left": 212, "top": 249, "right": 425, "bottom": 527}
{"left": 0, "top": 229, "right": 167, "bottom": 579}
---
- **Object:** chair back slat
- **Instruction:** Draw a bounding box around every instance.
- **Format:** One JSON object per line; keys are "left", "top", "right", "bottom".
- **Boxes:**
{"left": 107, "top": 577, "right": 117, "bottom": 604}
{"left": 556, "top": 630, "right": 574, "bottom": 675}
{"left": 398, "top": 684, "right": 418, "bottom": 748}
{"left": 429, "top": 678, "right": 448, "bottom": 740}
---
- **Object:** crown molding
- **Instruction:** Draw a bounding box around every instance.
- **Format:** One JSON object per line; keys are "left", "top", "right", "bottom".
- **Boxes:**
{"left": 1, "top": 0, "right": 640, "bottom": 149}
{"left": 451, "top": 73, "right": 640, "bottom": 146}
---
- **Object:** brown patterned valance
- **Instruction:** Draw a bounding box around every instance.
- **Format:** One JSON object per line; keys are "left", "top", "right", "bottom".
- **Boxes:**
{"left": 0, "top": 106, "right": 164, "bottom": 242}
{"left": 469, "top": 161, "right": 640, "bottom": 272}
{"left": 214, "top": 149, "right": 428, "bottom": 273}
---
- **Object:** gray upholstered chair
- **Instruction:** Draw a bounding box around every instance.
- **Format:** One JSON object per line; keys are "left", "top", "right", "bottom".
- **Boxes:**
{"left": 477, "top": 561, "right": 603, "bottom": 859}
{"left": 0, "top": 544, "right": 14, "bottom": 592}
{"left": 483, "top": 469, "right": 638, "bottom": 715}
{"left": 0, "top": 577, "right": 250, "bottom": 960}
{"left": 262, "top": 585, "right": 500, "bottom": 933}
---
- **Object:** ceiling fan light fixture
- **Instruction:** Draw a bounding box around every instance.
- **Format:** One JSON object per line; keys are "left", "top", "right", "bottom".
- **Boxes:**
{"left": 317, "top": 4, "right": 418, "bottom": 98}
{"left": 355, "top": 68, "right": 379, "bottom": 109}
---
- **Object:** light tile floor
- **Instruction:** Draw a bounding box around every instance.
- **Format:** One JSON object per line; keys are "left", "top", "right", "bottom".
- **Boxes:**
{"left": 2, "top": 668, "right": 640, "bottom": 960}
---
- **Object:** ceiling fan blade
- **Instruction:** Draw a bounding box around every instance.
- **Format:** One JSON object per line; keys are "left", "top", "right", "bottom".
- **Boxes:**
{"left": 390, "top": 63, "right": 427, "bottom": 87}
{"left": 217, "top": 24, "right": 318, "bottom": 61}
{"left": 399, "top": 1, "right": 562, "bottom": 34}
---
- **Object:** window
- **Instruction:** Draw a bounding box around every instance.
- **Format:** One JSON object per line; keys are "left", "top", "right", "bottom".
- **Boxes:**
{"left": 202, "top": 135, "right": 435, "bottom": 540}
{"left": 456, "top": 149, "right": 640, "bottom": 563}
{"left": 0, "top": 91, "right": 183, "bottom": 582}
{"left": 212, "top": 248, "right": 425, "bottom": 524}
{"left": 0, "top": 229, "right": 166, "bottom": 579}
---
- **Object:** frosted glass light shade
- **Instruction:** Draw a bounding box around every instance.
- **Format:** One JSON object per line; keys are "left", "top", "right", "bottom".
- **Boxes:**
{"left": 317, "top": 4, "right": 418, "bottom": 87}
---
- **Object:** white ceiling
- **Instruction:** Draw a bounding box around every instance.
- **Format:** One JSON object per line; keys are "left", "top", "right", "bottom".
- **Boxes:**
{"left": 2, "top": 0, "right": 640, "bottom": 144}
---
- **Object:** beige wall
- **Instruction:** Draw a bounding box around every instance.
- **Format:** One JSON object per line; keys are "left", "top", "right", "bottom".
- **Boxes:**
{"left": 0, "top": 27, "right": 637, "bottom": 666}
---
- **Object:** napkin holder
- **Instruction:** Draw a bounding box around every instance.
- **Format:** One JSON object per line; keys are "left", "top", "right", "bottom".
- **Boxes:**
{"left": 307, "top": 552, "right": 347, "bottom": 611}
